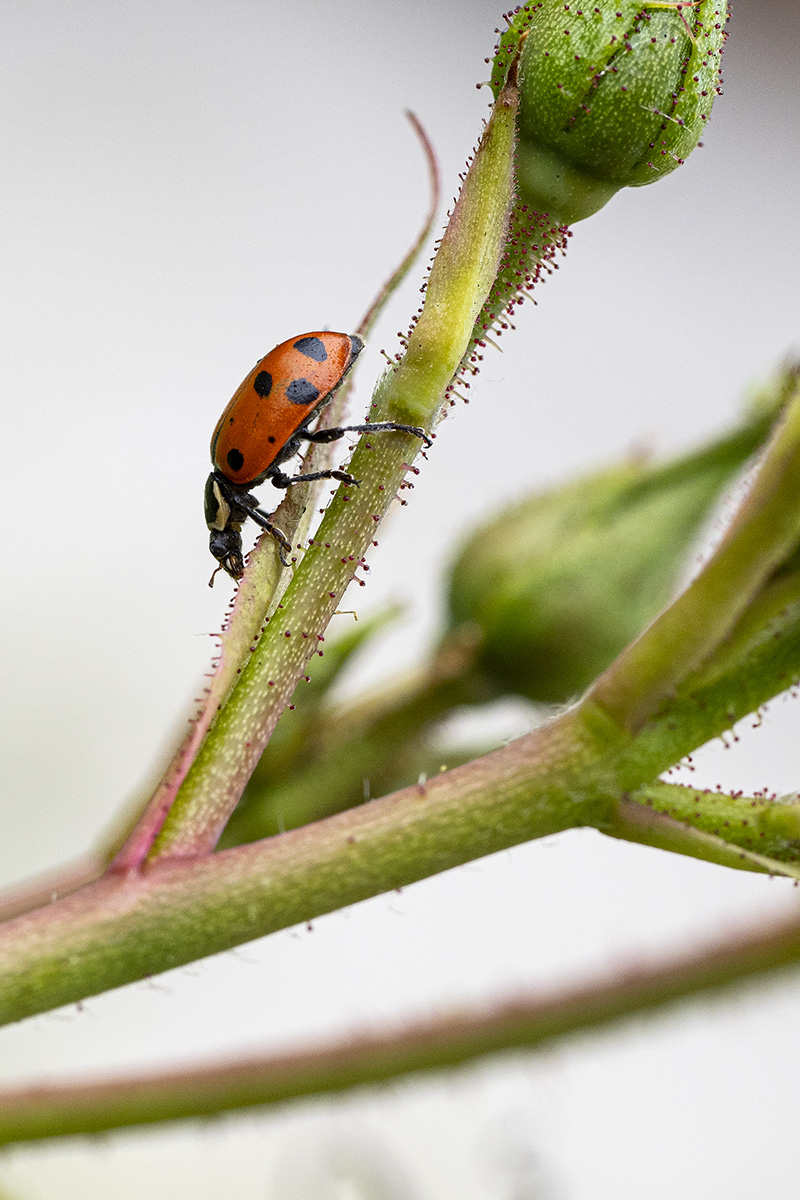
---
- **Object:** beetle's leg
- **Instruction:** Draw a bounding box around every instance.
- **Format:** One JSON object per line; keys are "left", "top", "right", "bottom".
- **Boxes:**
{"left": 301, "top": 423, "right": 433, "bottom": 448}
{"left": 234, "top": 497, "right": 292, "bottom": 566}
{"left": 270, "top": 468, "right": 359, "bottom": 489}
{"left": 251, "top": 513, "right": 292, "bottom": 566}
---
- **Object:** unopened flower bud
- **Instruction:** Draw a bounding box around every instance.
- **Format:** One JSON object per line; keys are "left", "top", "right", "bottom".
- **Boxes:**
{"left": 445, "top": 398, "right": 778, "bottom": 704}
{"left": 495, "top": 1, "right": 729, "bottom": 224}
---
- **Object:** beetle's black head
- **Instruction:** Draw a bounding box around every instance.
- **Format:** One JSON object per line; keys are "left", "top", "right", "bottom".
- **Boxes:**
{"left": 205, "top": 472, "right": 245, "bottom": 582}
{"left": 208, "top": 527, "right": 245, "bottom": 582}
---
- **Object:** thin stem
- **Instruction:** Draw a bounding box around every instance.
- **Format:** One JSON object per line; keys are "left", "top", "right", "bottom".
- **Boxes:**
{"left": 3, "top": 889, "right": 800, "bottom": 1144}
{"left": 354, "top": 112, "right": 440, "bottom": 344}
{"left": 622, "top": 781, "right": 800, "bottom": 864}
{"left": 601, "top": 794, "right": 800, "bottom": 877}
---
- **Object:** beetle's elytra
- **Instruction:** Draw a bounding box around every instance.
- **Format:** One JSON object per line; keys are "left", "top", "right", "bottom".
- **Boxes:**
{"left": 205, "top": 331, "right": 430, "bottom": 583}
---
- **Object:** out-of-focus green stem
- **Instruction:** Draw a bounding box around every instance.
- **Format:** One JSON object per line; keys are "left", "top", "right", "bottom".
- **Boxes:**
{"left": 3, "top": 880, "right": 800, "bottom": 1145}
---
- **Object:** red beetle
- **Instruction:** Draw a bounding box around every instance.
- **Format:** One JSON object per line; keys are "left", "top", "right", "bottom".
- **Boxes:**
{"left": 205, "top": 331, "right": 429, "bottom": 581}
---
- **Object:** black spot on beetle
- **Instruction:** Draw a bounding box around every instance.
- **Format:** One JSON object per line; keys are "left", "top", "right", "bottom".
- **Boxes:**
{"left": 293, "top": 336, "right": 328, "bottom": 363}
{"left": 227, "top": 448, "right": 245, "bottom": 472}
{"left": 286, "top": 378, "right": 320, "bottom": 405}
{"left": 268, "top": 435, "right": 276, "bottom": 443}
{"left": 254, "top": 371, "right": 272, "bottom": 397}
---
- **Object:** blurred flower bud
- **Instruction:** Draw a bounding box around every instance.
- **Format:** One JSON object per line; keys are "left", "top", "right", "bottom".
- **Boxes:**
{"left": 502, "top": 1, "right": 729, "bottom": 223}
{"left": 445, "top": 401, "right": 779, "bottom": 704}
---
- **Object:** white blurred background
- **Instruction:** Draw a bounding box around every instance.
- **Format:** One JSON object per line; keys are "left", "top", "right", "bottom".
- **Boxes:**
{"left": 0, "top": 2, "right": 798, "bottom": 1196}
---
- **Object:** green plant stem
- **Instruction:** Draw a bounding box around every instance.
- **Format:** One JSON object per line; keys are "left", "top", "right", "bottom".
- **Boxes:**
{"left": 0, "top": 619, "right": 798, "bottom": 1029}
{"left": 146, "top": 432, "right": 435, "bottom": 857}
{"left": 0, "top": 708, "right": 612, "bottom": 1026}
{"left": 606, "top": 588, "right": 800, "bottom": 792}
{"left": 146, "top": 68, "right": 520, "bottom": 860}
{"left": 590, "top": 381, "right": 800, "bottom": 732}
{"left": 110, "top": 536, "right": 289, "bottom": 870}
{"left": 624, "top": 781, "right": 800, "bottom": 864}
{"left": 104, "top": 118, "right": 440, "bottom": 873}
{"left": 601, "top": 795, "right": 800, "bottom": 877}
{"left": 3, "top": 889, "right": 800, "bottom": 1145}
{"left": 3, "top": 544, "right": 800, "bottom": 1025}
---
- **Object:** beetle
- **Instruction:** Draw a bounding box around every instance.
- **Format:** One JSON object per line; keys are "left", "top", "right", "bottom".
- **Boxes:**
{"left": 205, "top": 331, "right": 430, "bottom": 582}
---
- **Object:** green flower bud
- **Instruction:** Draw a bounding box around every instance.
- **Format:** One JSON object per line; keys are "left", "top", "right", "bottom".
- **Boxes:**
{"left": 493, "top": 1, "right": 729, "bottom": 224}
{"left": 445, "top": 400, "right": 779, "bottom": 704}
